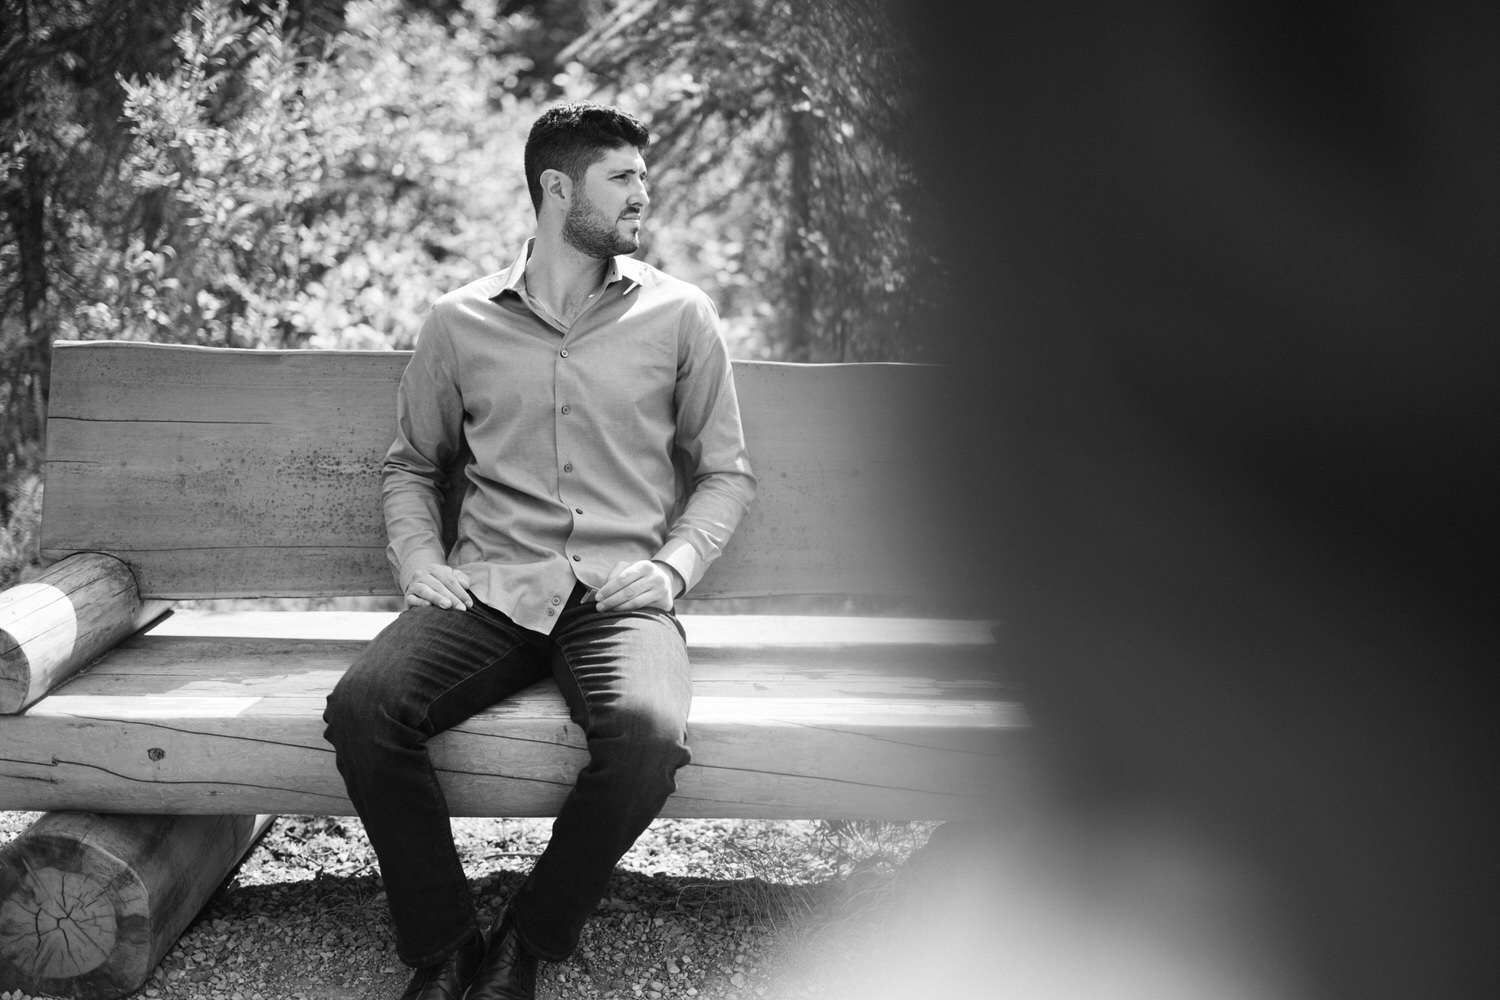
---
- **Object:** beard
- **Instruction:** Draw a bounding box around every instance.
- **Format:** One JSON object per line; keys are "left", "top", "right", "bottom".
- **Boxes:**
{"left": 562, "top": 191, "right": 640, "bottom": 258}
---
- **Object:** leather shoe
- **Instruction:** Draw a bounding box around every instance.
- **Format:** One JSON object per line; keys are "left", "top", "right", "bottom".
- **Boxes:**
{"left": 463, "top": 906, "right": 538, "bottom": 1000}
{"left": 400, "top": 927, "right": 484, "bottom": 1000}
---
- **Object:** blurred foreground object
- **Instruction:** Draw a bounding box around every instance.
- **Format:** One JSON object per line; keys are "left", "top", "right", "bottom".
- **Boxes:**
{"left": 870, "top": 1, "right": 1500, "bottom": 997}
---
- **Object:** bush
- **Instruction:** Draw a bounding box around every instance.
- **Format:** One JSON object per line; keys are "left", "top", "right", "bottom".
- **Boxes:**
{"left": 0, "top": 443, "right": 44, "bottom": 589}
{"left": 81, "top": 0, "right": 539, "bottom": 352}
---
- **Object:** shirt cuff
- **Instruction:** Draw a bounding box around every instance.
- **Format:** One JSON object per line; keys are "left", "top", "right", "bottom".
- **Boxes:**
{"left": 651, "top": 560, "right": 686, "bottom": 598}
{"left": 651, "top": 538, "right": 699, "bottom": 596}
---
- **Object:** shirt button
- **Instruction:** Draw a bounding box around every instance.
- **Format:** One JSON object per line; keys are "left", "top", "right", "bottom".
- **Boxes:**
{"left": 563, "top": 463, "right": 573, "bottom": 473}
{"left": 575, "top": 507, "right": 583, "bottom": 514}
{"left": 551, "top": 596, "right": 562, "bottom": 606}
{"left": 559, "top": 349, "right": 569, "bottom": 358}
{"left": 560, "top": 404, "right": 571, "bottom": 414}
{"left": 572, "top": 554, "right": 582, "bottom": 562}
{"left": 546, "top": 607, "right": 556, "bottom": 617}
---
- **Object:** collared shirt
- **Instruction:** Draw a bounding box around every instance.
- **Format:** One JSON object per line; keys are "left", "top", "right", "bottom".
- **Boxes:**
{"left": 382, "top": 242, "right": 757, "bottom": 633}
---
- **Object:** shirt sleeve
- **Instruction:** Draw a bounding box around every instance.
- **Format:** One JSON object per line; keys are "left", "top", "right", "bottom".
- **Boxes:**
{"left": 652, "top": 293, "right": 757, "bottom": 592}
{"left": 382, "top": 304, "right": 464, "bottom": 593}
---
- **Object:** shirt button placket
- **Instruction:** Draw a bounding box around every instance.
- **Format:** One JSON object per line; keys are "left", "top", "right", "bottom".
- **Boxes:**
{"left": 557, "top": 341, "right": 582, "bottom": 567}
{"left": 557, "top": 344, "right": 573, "bottom": 477}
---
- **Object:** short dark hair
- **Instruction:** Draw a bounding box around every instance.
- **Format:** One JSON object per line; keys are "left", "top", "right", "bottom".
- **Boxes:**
{"left": 524, "top": 102, "right": 651, "bottom": 213}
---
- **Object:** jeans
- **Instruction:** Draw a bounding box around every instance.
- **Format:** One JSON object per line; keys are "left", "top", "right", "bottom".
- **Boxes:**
{"left": 323, "top": 583, "right": 692, "bottom": 966}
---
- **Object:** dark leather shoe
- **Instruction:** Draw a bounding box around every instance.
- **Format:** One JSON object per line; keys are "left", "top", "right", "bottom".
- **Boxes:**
{"left": 400, "top": 928, "right": 484, "bottom": 1000}
{"left": 463, "top": 907, "right": 538, "bottom": 1000}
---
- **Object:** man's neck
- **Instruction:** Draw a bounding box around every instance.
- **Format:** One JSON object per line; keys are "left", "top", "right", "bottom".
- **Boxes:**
{"left": 524, "top": 232, "right": 610, "bottom": 326}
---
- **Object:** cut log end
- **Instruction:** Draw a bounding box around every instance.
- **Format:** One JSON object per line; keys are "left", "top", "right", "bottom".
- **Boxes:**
{"left": 0, "top": 812, "right": 271, "bottom": 1000}
{"left": 1, "top": 867, "right": 125, "bottom": 978}
{"left": 0, "top": 819, "right": 148, "bottom": 997}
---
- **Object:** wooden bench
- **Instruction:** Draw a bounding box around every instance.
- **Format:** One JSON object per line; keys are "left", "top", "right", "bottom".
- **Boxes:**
{"left": 0, "top": 340, "right": 1024, "bottom": 999}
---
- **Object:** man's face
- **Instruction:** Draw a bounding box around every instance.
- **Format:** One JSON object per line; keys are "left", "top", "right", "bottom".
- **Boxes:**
{"left": 562, "top": 144, "right": 650, "bottom": 258}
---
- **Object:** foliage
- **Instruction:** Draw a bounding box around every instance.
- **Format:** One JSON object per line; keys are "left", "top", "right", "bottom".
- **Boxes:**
{"left": 89, "top": 0, "right": 540, "bottom": 351}
{"left": 560, "top": 0, "right": 942, "bottom": 361}
{"left": 0, "top": 443, "right": 44, "bottom": 589}
{"left": 37, "top": 0, "right": 934, "bottom": 364}
{"left": 3, "top": 0, "right": 931, "bottom": 362}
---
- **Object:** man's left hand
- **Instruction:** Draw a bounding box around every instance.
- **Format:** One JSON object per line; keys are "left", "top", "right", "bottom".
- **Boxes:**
{"left": 595, "top": 560, "right": 682, "bottom": 612}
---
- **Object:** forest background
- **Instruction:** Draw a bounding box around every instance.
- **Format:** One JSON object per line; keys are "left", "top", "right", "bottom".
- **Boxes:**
{"left": 0, "top": 0, "right": 939, "bottom": 588}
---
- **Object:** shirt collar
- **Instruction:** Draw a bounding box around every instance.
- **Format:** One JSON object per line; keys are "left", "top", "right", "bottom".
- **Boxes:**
{"left": 490, "top": 238, "right": 644, "bottom": 301}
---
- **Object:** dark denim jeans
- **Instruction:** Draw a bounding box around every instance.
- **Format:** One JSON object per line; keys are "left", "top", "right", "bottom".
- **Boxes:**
{"left": 323, "top": 584, "right": 691, "bottom": 967}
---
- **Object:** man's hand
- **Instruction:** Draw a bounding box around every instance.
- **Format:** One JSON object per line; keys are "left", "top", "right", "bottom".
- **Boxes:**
{"left": 404, "top": 565, "right": 473, "bottom": 610}
{"left": 595, "top": 560, "right": 682, "bottom": 613}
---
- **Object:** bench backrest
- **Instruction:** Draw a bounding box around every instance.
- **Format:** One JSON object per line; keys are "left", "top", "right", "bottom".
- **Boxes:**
{"left": 40, "top": 341, "right": 956, "bottom": 602}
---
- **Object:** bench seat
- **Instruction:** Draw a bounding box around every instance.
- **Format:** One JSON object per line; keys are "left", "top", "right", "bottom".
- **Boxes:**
{"left": 3, "top": 611, "right": 1020, "bottom": 820}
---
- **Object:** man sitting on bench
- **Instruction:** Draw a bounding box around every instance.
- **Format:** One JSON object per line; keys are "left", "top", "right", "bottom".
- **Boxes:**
{"left": 323, "top": 101, "right": 756, "bottom": 1000}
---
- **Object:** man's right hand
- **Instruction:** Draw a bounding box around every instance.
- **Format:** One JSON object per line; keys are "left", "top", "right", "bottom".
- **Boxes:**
{"left": 404, "top": 565, "right": 474, "bottom": 610}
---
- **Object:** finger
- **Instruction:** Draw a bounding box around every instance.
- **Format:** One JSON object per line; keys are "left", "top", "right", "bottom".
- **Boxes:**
{"left": 595, "top": 561, "right": 637, "bottom": 603}
{"left": 430, "top": 569, "right": 473, "bottom": 609}
{"left": 595, "top": 585, "right": 631, "bottom": 611}
{"left": 596, "top": 577, "right": 645, "bottom": 611}
{"left": 451, "top": 570, "right": 473, "bottom": 603}
{"left": 444, "top": 581, "right": 473, "bottom": 609}
{"left": 413, "top": 576, "right": 466, "bottom": 610}
{"left": 418, "top": 583, "right": 455, "bottom": 609}
{"left": 598, "top": 575, "right": 667, "bottom": 612}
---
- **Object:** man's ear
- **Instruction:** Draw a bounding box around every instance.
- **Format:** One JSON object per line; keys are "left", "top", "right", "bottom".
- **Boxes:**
{"left": 539, "top": 168, "right": 571, "bottom": 208}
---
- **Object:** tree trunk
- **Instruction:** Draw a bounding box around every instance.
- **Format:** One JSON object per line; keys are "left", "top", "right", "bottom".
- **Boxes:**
{"left": 3, "top": 6, "right": 54, "bottom": 461}
{"left": 783, "top": 104, "right": 816, "bottom": 361}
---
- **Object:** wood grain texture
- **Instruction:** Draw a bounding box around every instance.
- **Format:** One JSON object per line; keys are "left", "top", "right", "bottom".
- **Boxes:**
{"left": 0, "top": 811, "right": 271, "bottom": 999}
{"left": 0, "top": 553, "right": 171, "bottom": 714}
{"left": 1, "top": 614, "right": 1024, "bottom": 820}
{"left": 40, "top": 341, "right": 957, "bottom": 601}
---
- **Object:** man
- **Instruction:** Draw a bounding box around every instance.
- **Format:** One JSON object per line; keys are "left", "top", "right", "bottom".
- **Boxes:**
{"left": 324, "top": 102, "right": 755, "bottom": 1000}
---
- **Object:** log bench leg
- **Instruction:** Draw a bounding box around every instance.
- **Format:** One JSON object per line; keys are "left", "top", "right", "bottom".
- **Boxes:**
{"left": 0, "top": 811, "right": 273, "bottom": 1000}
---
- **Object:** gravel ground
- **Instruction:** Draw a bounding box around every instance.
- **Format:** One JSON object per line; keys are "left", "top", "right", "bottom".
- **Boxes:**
{"left": 3, "top": 784, "right": 1314, "bottom": 1000}
{"left": 0, "top": 813, "right": 942, "bottom": 1000}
